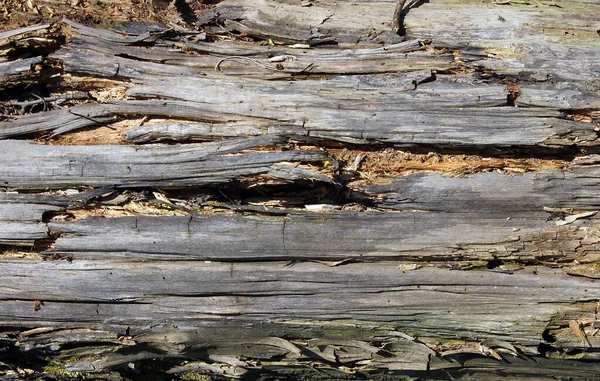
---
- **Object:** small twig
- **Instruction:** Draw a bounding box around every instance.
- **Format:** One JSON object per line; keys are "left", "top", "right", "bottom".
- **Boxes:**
{"left": 219, "top": 190, "right": 238, "bottom": 205}
{"left": 215, "top": 56, "right": 279, "bottom": 72}
{"left": 349, "top": 153, "right": 364, "bottom": 172}
{"left": 7, "top": 92, "right": 90, "bottom": 112}
{"left": 391, "top": 0, "right": 408, "bottom": 33}
{"left": 67, "top": 110, "right": 112, "bottom": 126}
{"left": 30, "top": 93, "right": 48, "bottom": 112}
{"left": 216, "top": 22, "right": 242, "bottom": 37}
{"left": 216, "top": 56, "right": 315, "bottom": 75}
{"left": 298, "top": 62, "right": 315, "bottom": 74}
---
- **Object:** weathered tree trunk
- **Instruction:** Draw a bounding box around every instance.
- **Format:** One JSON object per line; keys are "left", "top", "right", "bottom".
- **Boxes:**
{"left": 1, "top": 0, "right": 600, "bottom": 379}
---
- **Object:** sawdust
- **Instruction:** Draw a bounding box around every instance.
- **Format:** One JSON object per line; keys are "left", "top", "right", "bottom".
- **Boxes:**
{"left": 65, "top": 200, "right": 240, "bottom": 220}
{"left": 0, "top": 248, "right": 43, "bottom": 260}
{"left": 330, "top": 147, "right": 569, "bottom": 181}
{"left": 67, "top": 202, "right": 189, "bottom": 219}
{"left": 46, "top": 118, "right": 143, "bottom": 145}
{"left": 89, "top": 86, "right": 130, "bottom": 103}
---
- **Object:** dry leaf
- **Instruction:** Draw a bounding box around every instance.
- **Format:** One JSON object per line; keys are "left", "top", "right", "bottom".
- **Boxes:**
{"left": 482, "top": 339, "right": 519, "bottom": 357}
{"left": 572, "top": 114, "right": 593, "bottom": 123}
{"left": 486, "top": 347, "right": 503, "bottom": 361}
{"left": 479, "top": 343, "right": 503, "bottom": 361}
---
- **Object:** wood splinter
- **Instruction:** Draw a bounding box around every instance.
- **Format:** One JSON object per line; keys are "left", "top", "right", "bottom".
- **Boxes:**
{"left": 391, "top": 0, "right": 408, "bottom": 33}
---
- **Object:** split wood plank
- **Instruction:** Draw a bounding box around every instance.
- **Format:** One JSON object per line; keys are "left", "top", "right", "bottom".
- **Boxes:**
{"left": 1, "top": 19, "right": 596, "bottom": 149}
{"left": 3, "top": 82, "right": 594, "bottom": 147}
{"left": 197, "top": 0, "right": 600, "bottom": 85}
{"left": 2, "top": 259, "right": 599, "bottom": 378}
{"left": 0, "top": 56, "right": 42, "bottom": 78}
{"left": 44, "top": 209, "right": 598, "bottom": 264}
{"left": 52, "top": 32, "right": 454, "bottom": 78}
{"left": 0, "top": 138, "right": 329, "bottom": 189}
{"left": 0, "top": 193, "right": 68, "bottom": 246}
{"left": 1, "top": 260, "right": 596, "bottom": 348}
{"left": 362, "top": 167, "right": 600, "bottom": 212}
{"left": 127, "top": 76, "right": 594, "bottom": 147}
{"left": 404, "top": 2, "right": 600, "bottom": 83}
{"left": 0, "top": 191, "right": 109, "bottom": 246}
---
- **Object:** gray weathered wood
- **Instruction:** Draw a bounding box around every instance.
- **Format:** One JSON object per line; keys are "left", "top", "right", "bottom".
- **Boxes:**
{"left": 0, "top": 138, "right": 328, "bottom": 189}
{"left": 128, "top": 76, "right": 593, "bottom": 147}
{"left": 1, "top": 1, "right": 600, "bottom": 379}
{"left": 0, "top": 56, "right": 42, "bottom": 78}
{"left": 0, "top": 194, "right": 68, "bottom": 246}
{"left": 51, "top": 32, "right": 453, "bottom": 78}
{"left": 2, "top": 260, "right": 599, "bottom": 375}
{"left": 34, "top": 165, "right": 600, "bottom": 263}
{"left": 363, "top": 167, "right": 600, "bottom": 212}
{"left": 1, "top": 18, "right": 596, "bottom": 149}
{"left": 0, "top": 23, "right": 50, "bottom": 44}
{"left": 198, "top": 0, "right": 600, "bottom": 84}
{"left": 44, "top": 209, "right": 596, "bottom": 264}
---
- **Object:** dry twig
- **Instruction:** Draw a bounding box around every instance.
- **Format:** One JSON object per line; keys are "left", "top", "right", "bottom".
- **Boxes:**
{"left": 391, "top": 0, "right": 407, "bottom": 33}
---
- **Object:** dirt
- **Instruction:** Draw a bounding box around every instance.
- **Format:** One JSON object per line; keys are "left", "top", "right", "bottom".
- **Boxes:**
{"left": 1, "top": 0, "right": 219, "bottom": 32}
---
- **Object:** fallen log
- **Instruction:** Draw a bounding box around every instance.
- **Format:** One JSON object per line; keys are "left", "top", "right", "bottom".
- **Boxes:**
{"left": 1, "top": 0, "right": 600, "bottom": 379}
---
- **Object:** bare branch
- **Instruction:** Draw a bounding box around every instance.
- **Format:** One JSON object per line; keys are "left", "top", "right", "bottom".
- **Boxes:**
{"left": 391, "top": 0, "right": 408, "bottom": 33}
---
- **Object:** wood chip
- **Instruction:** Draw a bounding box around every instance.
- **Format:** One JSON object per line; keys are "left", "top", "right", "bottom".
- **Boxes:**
{"left": 568, "top": 320, "right": 591, "bottom": 347}
{"left": 556, "top": 211, "right": 597, "bottom": 226}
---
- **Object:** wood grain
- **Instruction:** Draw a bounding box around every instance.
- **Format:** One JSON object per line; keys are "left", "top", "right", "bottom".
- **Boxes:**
{"left": 1, "top": 0, "right": 600, "bottom": 379}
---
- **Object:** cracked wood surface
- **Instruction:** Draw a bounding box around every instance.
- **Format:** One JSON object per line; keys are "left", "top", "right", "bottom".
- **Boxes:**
{"left": 0, "top": 138, "right": 328, "bottom": 189}
{"left": 2, "top": 15, "right": 598, "bottom": 147}
{"left": 1, "top": 0, "right": 600, "bottom": 379}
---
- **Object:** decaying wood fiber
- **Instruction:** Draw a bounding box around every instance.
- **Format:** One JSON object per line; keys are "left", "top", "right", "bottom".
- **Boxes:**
{"left": 1, "top": 0, "right": 600, "bottom": 379}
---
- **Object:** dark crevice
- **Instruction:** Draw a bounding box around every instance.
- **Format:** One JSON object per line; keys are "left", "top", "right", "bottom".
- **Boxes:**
{"left": 308, "top": 140, "right": 583, "bottom": 161}
{"left": 1, "top": 298, "right": 146, "bottom": 305}
{"left": 218, "top": 180, "right": 373, "bottom": 209}
{"left": 507, "top": 81, "right": 520, "bottom": 107}
{"left": 3, "top": 36, "right": 65, "bottom": 62}
{"left": 487, "top": 259, "right": 503, "bottom": 269}
{"left": 174, "top": 0, "right": 199, "bottom": 25}
{"left": 542, "top": 328, "right": 556, "bottom": 344}
{"left": 538, "top": 342, "right": 558, "bottom": 358}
